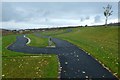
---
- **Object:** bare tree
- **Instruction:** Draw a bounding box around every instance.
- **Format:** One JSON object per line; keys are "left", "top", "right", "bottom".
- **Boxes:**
{"left": 103, "top": 4, "right": 113, "bottom": 26}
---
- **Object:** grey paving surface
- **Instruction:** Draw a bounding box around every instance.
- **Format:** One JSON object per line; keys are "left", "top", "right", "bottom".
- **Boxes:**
{"left": 7, "top": 34, "right": 118, "bottom": 79}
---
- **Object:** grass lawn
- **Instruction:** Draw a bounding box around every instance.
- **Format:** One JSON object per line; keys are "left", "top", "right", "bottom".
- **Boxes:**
{"left": 40, "top": 28, "right": 72, "bottom": 36}
{"left": 2, "top": 55, "right": 59, "bottom": 78}
{"left": 0, "top": 35, "right": 2, "bottom": 53}
{"left": 27, "top": 34, "right": 48, "bottom": 48}
{"left": 2, "top": 34, "right": 26, "bottom": 57}
{"left": 40, "top": 29, "right": 65, "bottom": 36}
{"left": 0, "top": 34, "right": 2, "bottom": 78}
{"left": 40, "top": 26, "right": 119, "bottom": 78}
{"left": 27, "top": 33, "right": 55, "bottom": 47}
{"left": 2, "top": 34, "right": 59, "bottom": 78}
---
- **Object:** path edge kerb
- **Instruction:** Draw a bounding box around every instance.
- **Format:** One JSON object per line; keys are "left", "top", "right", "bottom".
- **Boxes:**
{"left": 24, "top": 35, "right": 31, "bottom": 44}
{"left": 57, "top": 38, "right": 119, "bottom": 79}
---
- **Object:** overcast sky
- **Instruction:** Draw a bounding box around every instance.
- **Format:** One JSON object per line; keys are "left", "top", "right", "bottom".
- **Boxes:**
{"left": 1, "top": 2, "right": 118, "bottom": 30}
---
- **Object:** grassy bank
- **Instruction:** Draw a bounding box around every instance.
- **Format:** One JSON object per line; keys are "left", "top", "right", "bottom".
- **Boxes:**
{"left": 55, "top": 26, "right": 119, "bottom": 77}
{"left": 2, "top": 34, "right": 59, "bottom": 78}
{"left": 40, "top": 26, "right": 119, "bottom": 77}
{"left": 27, "top": 34, "right": 48, "bottom": 48}
{"left": 2, "top": 55, "right": 59, "bottom": 78}
{"left": 0, "top": 35, "right": 2, "bottom": 53}
{"left": 2, "top": 34, "right": 25, "bottom": 57}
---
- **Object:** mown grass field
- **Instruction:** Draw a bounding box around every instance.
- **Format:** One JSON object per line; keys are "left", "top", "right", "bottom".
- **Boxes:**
{"left": 2, "top": 34, "right": 59, "bottom": 78}
{"left": 0, "top": 35, "right": 2, "bottom": 53}
{"left": 2, "top": 55, "right": 59, "bottom": 78}
{"left": 0, "top": 33, "right": 2, "bottom": 78}
{"left": 40, "top": 26, "right": 119, "bottom": 78}
{"left": 2, "top": 35, "right": 26, "bottom": 57}
{"left": 27, "top": 34, "right": 48, "bottom": 48}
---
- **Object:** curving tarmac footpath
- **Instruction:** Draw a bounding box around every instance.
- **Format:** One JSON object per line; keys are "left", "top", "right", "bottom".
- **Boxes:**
{"left": 7, "top": 34, "right": 118, "bottom": 79}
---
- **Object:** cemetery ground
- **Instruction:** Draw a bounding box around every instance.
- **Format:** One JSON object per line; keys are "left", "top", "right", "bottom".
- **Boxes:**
{"left": 2, "top": 26, "right": 119, "bottom": 78}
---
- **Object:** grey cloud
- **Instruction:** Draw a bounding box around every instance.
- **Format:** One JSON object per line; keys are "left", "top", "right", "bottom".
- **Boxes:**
{"left": 86, "top": 16, "right": 90, "bottom": 20}
{"left": 2, "top": 4, "right": 26, "bottom": 22}
{"left": 2, "top": 4, "right": 15, "bottom": 21}
{"left": 2, "top": 3, "right": 51, "bottom": 22}
{"left": 80, "top": 16, "right": 90, "bottom": 22}
{"left": 2, "top": 2, "right": 118, "bottom": 29}
{"left": 0, "top": 3, "right": 2, "bottom": 22}
{"left": 94, "top": 15, "right": 101, "bottom": 23}
{"left": 80, "top": 18, "right": 84, "bottom": 22}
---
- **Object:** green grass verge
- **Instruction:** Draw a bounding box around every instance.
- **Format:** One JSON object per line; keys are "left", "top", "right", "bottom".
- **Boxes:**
{"left": 2, "top": 34, "right": 26, "bottom": 57}
{"left": 2, "top": 55, "right": 59, "bottom": 78}
{"left": 2, "top": 34, "right": 59, "bottom": 78}
{"left": 40, "top": 29, "right": 64, "bottom": 36}
{"left": 55, "top": 26, "right": 119, "bottom": 77}
{"left": 0, "top": 35, "right": 2, "bottom": 53}
{"left": 40, "top": 28, "right": 71, "bottom": 36}
{"left": 27, "top": 34, "right": 55, "bottom": 47}
{"left": 27, "top": 34, "right": 48, "bottom": 48}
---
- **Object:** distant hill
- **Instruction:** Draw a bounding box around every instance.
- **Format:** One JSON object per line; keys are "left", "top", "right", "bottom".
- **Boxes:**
{"left": 107, "top": 22, "right": 120, "bottom": 26}
{"left": 1, "top": 29, "right": 12, "bottom": 35}
{"left": 1, "top": 22, "right": 119, "bottom": 35}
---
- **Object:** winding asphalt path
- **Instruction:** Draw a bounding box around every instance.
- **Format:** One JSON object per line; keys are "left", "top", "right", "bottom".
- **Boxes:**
{"left": 7, "top": 34, "right": 118, "bottom": 79}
